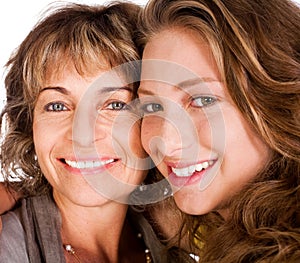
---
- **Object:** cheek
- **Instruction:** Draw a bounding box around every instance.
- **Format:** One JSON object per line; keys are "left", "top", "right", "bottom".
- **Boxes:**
{"left": 33, "top": 122, "right": 52, "bottom": 177}
{"left": 108, "top": 114, "right": 146, "bottom": 159}
{"left": 128, "top": 122, "right": 147, "bottom": 158}
{"left": 192, "top": 113, "right": 216, "bottom": 149}
{"left": 33, "top": 120, "right": 50, "bottom": 156}
{"left": 33, "top": 115, "right": 69, "bottom": 160}
{"left": 141, "top": 117, "right": 158, "bottom": 154}
{"left": 222, "top": 109, "right": 270, "bottom": 175}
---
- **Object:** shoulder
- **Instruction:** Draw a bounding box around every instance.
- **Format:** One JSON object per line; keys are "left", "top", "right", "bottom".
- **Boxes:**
{"left": 128, "top": 207, "right": 197, "bottom": 263}
{"left": 0, "top": 211, "right": 29, "bottom": 262}
{"left": 0, "top": 194, "right": 63, "bottom": 262}
{"left": 0, "top": 183, "right": 18, "bottom": 215}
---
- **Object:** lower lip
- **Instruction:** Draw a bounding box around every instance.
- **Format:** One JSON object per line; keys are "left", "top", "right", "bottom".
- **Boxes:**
{"left": 167, "top": 167, "right": 209, "bottom": 187}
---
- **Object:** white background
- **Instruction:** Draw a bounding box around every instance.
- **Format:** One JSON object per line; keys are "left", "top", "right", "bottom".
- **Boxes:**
{"left": 0, "top": 0, "right": 148, "bottom": 106}
{"left": 0, "top": 0, "right": 299, "bottom": 181}
{"left": 0, "top": 0, "right": 299, "bottom": 103}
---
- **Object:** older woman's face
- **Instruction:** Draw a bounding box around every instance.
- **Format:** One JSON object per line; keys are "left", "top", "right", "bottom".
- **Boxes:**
{"left": 33, "top": 62, "right": 147, "bottom": 206}
{"left": 138, "top": 28, "right": 270, "bottom": 215}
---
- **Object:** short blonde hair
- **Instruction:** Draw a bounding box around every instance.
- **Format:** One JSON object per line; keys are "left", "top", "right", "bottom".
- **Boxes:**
{"left": 1, "top": 2, "right": 141, "bottom": 196}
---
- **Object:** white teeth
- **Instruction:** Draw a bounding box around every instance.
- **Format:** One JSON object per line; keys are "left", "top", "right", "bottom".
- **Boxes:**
{"left": 86, "top": 161, "right": 93, "bottom": 168}
{"left": 202, "top": 161, "right": 209, "bottom": 169}
{"left": 195, "top": 163, "right": 203, "bottom": 171}
{"left": 188, "top": 165, "right": 196, "bottom": 174}
{"left": 182, "top": 167, "right": 189, "bottom": 176}
{"left": 171, "top": 160, "right": 213, "bottom": 177}
{"left": 65, "top": 159, "right": 114, "bottom": 169}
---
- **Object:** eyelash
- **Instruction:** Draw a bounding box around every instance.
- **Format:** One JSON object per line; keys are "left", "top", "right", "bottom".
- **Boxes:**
{"left": 140, "top": 103, "right": 163, "bottom": 114}
{"left": 191, "top": 96, "right": 217, "bottom": 107}
{"left": 140, "top": 96, "right": 217, "bottom": 115}
{"left": 104, "top": 101, "right": 131, "bottom": 111}
{"left": 44, "top": 102, "right": 68, "bottom": 112}
{"left": 45, "top": 100, "right": 131, "bottom": 112}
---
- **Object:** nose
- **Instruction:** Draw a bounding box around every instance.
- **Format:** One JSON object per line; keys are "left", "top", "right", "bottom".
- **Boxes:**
{"left": 150, "top": 117, "right": 182, "bottom": 157}
{"left": 149, "top": 107, "right": 199, "bottom": 160}
{"left": 72, "top": 101, "right": 105, "bottom": 147}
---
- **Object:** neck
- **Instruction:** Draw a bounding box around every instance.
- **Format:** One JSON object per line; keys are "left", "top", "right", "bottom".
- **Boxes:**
{"left": 54, "top": 192, "right": 128, "bottom": 262}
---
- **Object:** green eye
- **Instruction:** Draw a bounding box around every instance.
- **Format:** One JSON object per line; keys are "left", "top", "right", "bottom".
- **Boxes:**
{"left": 141, "top": 103, "right": 164, "bottom": 113}
{"left": 191, "top": 96, "right": 217, "bottom": 107}
{"left": 107, "top": 101, "right": 128, "bottom": 110}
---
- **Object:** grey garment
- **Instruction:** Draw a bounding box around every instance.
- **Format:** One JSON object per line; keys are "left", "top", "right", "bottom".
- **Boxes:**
{"left": 0, "top": 194, "right": 179, "bottom": 263}
{"left": 0, "top": 194, "right": 65, "bottom": 263}
{"left": 128, "top": 208, "right": 168, "bottom": 262}
{"left": 129, "top": 208, "right": 197, "bottom": 263}
{"left": 19, "top": 195, "right": 65, "bottom": 263}
{"left": 0, "top": 211, "right": 29, "bottom": 263}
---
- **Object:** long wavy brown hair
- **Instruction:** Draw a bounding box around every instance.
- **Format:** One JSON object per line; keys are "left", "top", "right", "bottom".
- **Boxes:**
{"left": 0, "top": 2, "right": 141, "bottom": 197}
{"left": 138, "top": 0, "right": 300, "bottom": 261}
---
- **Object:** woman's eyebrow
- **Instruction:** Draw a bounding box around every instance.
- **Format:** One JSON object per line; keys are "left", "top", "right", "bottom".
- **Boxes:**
{"left": 177, "top": 77, "right": 221, "bottom": 89}
{"left": 138, "top": 77, "right": 221, "bottom": 95}
{"left": 40, "top": 86, "right": 70, "bottom": 95}
{"left": 40, "top": 86, "right": 133, "bottom": 95}
{"left": 96, "top": 86, "right": 133, "bottom": 94}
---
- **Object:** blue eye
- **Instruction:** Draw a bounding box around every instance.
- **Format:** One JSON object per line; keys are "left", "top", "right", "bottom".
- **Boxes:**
{"left": 141, "top": 103, "right": 164, "bottom": 114}
{"left": 45, "top": 102, "right": 68, "bottom": 112}
{"left": 191, "top": 96, "right": 217, "bottom": 107}
{"left": 107, "top": 101, "right": 129, "bottom": 110}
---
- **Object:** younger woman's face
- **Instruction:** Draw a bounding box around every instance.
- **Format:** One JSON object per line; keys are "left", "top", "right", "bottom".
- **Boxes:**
{"left": 138, "top": 28, "right": 270, "bottom": 215}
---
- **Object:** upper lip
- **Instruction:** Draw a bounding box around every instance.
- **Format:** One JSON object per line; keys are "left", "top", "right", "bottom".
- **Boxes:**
{"left": 166, "top": 159, "right": 215, "bottom": 177}
{"left": 165, "top": 159, "right": 214, "bottom": 169}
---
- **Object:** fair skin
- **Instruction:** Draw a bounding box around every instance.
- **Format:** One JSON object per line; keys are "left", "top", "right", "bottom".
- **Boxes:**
{"left": 0, "top": 184, "right": 18, "bottom": 232}
{"left": 0, "top": 184, "right": 17, "bottom": 215}
{"left": 138, "top": 28, "right": 270, "bottom": 217}
{"left": 33, "top": 61, "right": 147, "bottom": 262}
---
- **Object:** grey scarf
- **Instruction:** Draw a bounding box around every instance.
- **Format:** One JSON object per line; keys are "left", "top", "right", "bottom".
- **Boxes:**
{"left": 20, "top": 194, "right": 65, "bottom": 263}
{"left": 3, "top": 193, "right": 192, "bottom": 263}
{"left": 17, "top": 194, "right": 169, "bottom": 263}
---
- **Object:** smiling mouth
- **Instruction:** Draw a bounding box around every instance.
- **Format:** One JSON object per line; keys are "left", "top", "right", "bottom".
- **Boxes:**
{"left": 171, "top": 160, "right": 214, "bottom": 177}
{"left": 60, "top": 158, "right": 116, "bottom": 169}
